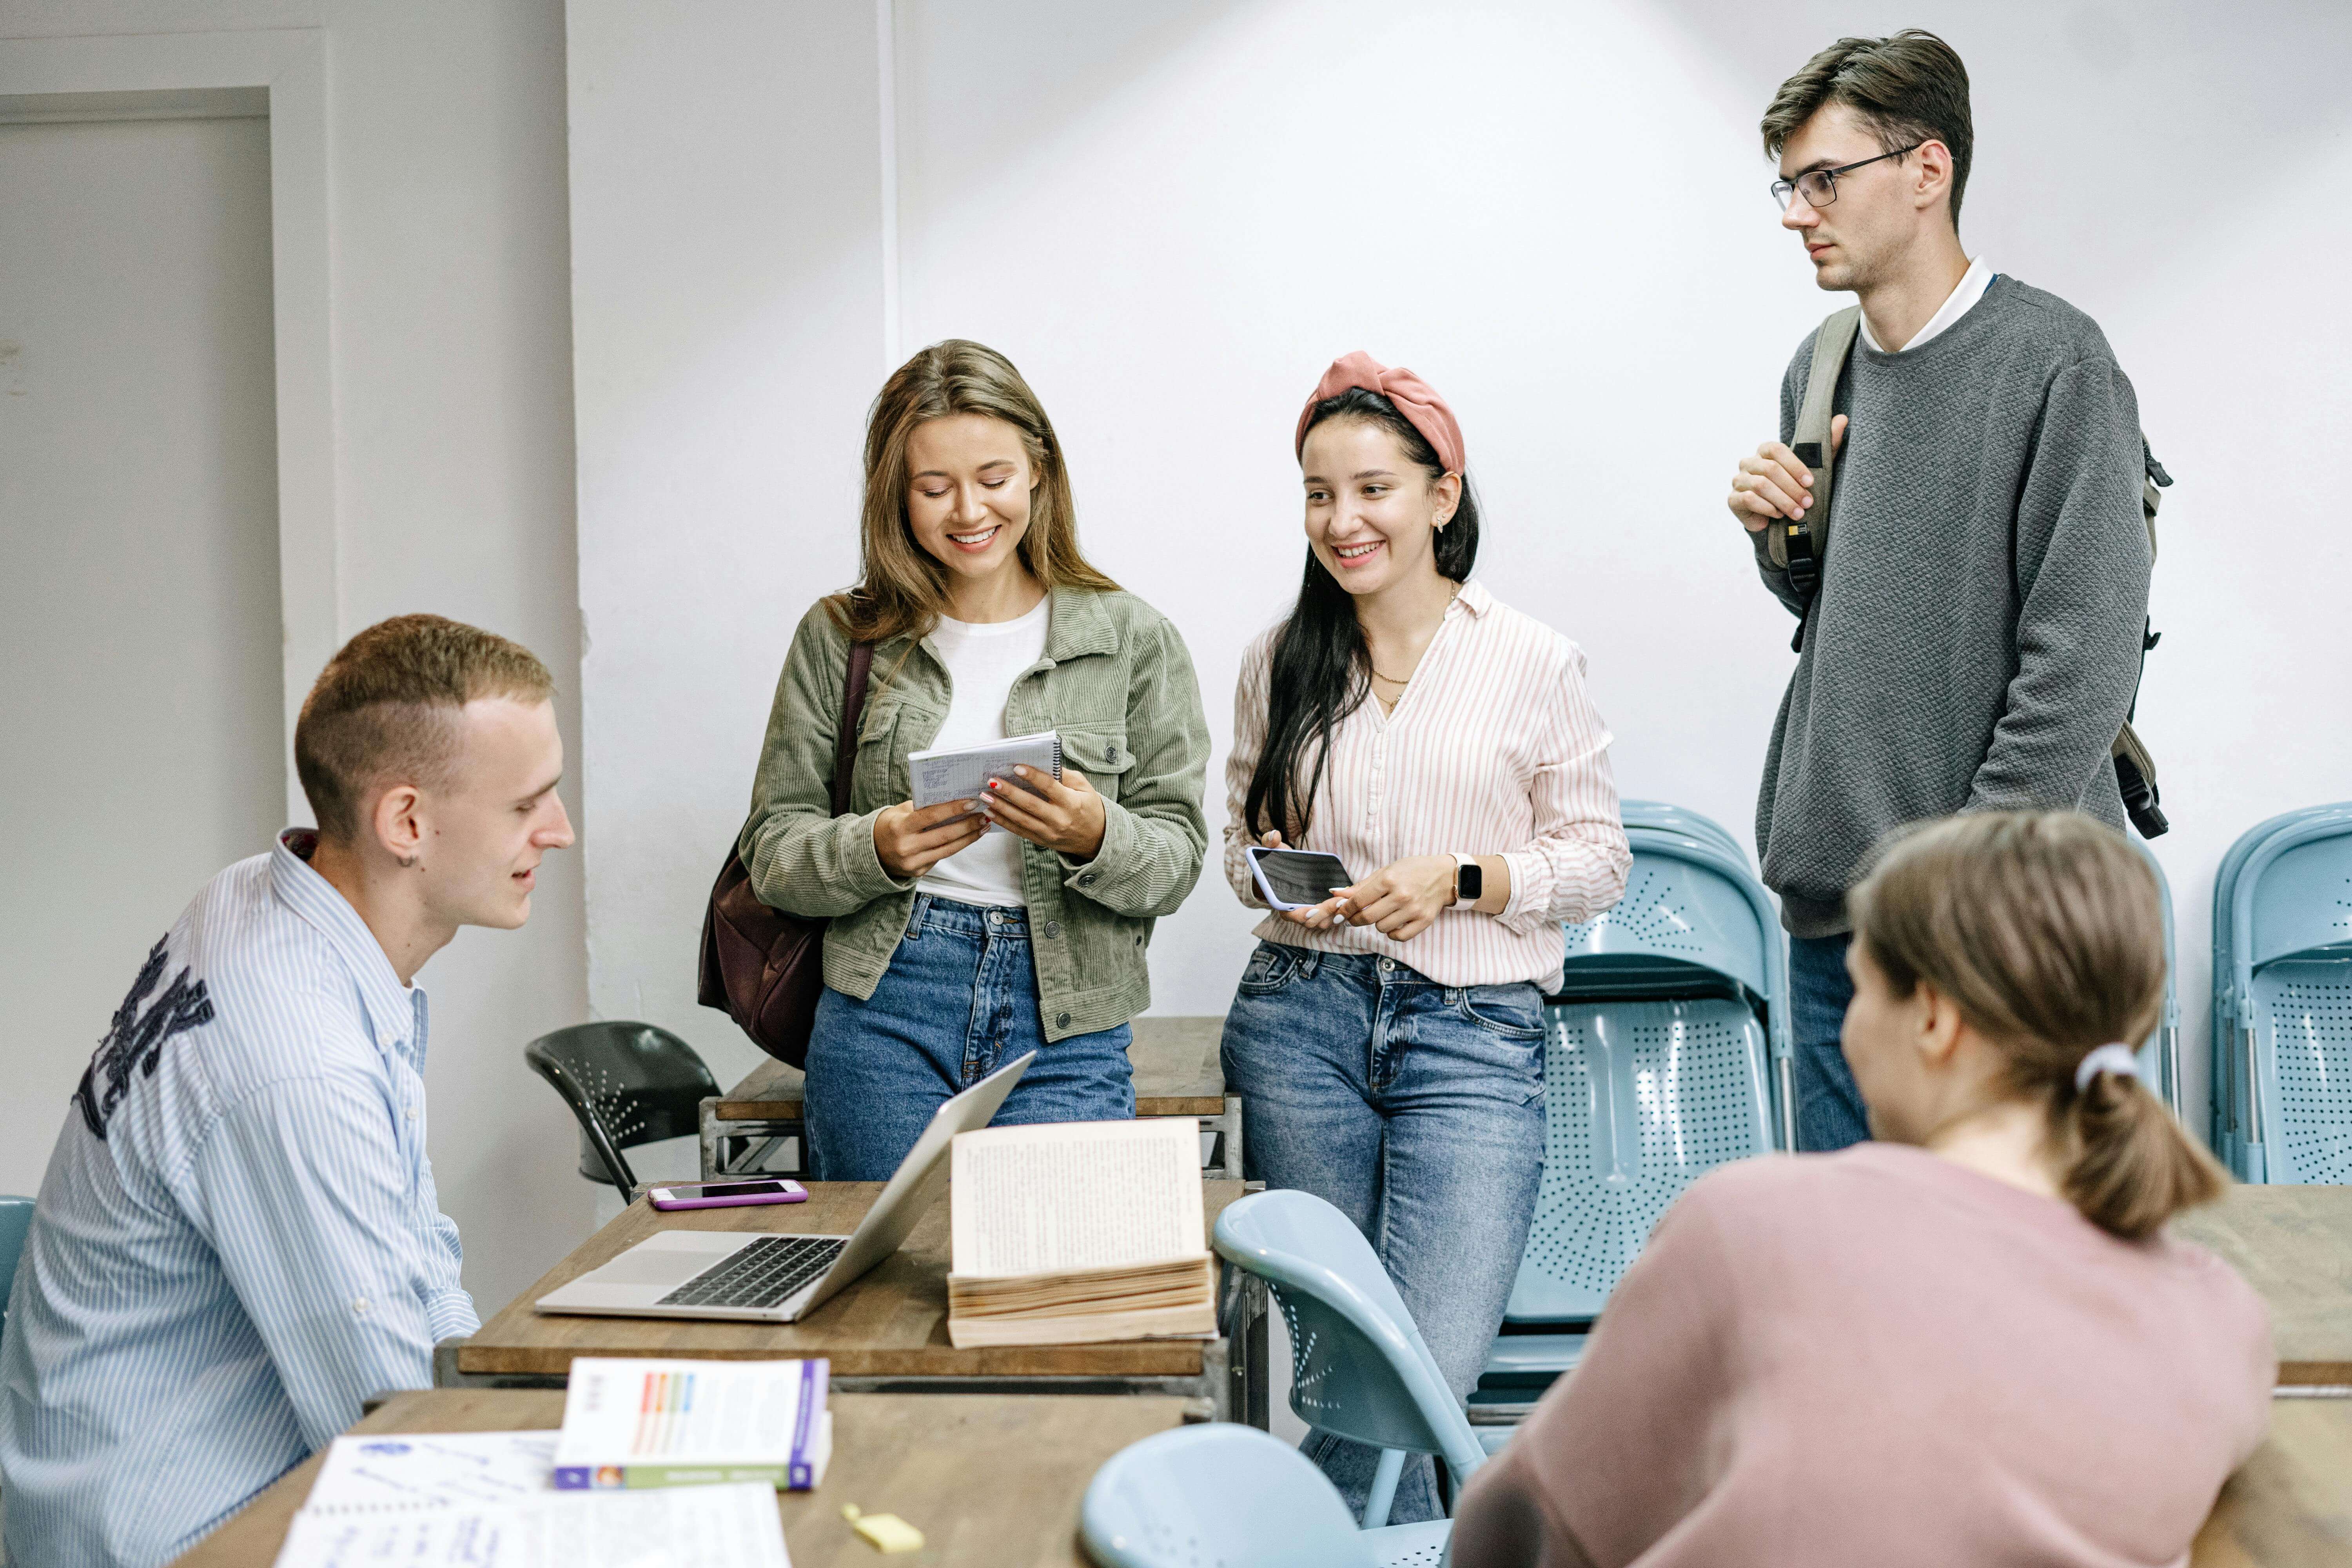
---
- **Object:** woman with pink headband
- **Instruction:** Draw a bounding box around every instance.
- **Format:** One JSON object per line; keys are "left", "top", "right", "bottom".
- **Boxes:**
{"left": 1220, "top": 351, "right": 1632, "bottom": 1523}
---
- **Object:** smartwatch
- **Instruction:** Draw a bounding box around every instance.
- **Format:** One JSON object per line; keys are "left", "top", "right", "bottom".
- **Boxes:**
{"left": 1452, "top": 853, "right": 1483, "bottom": 904}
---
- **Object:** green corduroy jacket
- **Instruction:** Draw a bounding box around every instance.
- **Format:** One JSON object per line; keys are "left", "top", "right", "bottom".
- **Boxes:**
{"left": 739, "top": 587, "right": 1211, "bottom": 1042}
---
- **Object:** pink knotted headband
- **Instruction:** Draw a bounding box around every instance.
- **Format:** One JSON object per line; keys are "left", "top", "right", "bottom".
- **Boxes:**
{"left": 1293, "top": 350, "right": 1466, "bottom": 476}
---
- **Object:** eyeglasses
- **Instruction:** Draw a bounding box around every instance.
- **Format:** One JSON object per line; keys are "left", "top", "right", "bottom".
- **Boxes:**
{"left": 1771, "top": 143, "right": 1923, "bottom": 211}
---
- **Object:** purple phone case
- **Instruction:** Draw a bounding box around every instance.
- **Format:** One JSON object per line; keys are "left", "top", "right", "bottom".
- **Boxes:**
{"left": 647, "top": 1183, "right": 808, "bottom": 1210}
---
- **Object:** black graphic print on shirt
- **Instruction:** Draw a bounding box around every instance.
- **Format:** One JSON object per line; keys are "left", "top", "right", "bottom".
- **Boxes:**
{"left": 76, "top": 936, "right": 214, "bottom": 1140}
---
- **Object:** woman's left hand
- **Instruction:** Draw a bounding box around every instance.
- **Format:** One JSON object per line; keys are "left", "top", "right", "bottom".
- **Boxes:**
{"left": 983, "top": 765, "right": 1107, "bottom": 859}
{"left": 1332, "top": 855, "right": 1457, "bottom": 943}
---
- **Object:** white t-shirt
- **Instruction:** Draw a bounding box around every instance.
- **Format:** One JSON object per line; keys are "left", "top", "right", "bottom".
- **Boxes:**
{"left": 914, "top": 597, "right": 1052, "bottom": 908}
{"left": 1858, "top": 254, "right": 1994, "bottom": 353}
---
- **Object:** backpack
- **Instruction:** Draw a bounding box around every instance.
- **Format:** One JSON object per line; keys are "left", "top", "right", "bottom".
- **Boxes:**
{"left": 1765, "top": 305, "right": 2172, "bottom": 838}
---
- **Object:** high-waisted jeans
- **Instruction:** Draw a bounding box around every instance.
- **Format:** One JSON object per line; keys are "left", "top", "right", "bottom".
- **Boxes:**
{"left": 1220, "top": 941, "right": 1545, "bottom": 1524}
{"left": 804, "top": 895, "right": 1135, "bottom": 1180}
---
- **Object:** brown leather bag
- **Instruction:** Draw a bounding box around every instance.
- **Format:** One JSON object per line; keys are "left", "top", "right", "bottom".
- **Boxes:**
{"left": 697, "top": 642, "right": 874, "bottom": 1067}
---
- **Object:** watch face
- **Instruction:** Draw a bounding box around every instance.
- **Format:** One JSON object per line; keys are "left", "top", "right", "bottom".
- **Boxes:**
{"left": 1459, "top": 863, "right": 1483, "bottom": 900}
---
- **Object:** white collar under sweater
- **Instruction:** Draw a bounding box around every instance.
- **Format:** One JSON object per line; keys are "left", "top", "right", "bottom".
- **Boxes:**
{"left": 1858, "top": 254, "right": 1994, "bottom": 353}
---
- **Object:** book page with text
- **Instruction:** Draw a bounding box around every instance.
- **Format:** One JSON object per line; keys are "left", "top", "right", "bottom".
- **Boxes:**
{"left": 950, "top": 1118, "right": 1205, "bottom": 1277}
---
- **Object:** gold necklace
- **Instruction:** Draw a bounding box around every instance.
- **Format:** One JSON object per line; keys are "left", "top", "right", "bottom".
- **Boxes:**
{"left": 1369, "top": 582, "right": 1461, "bottom": 685}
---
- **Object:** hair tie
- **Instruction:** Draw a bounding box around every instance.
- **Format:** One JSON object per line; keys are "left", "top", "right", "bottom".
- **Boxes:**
{"left": 1294, "top": 350, "right": 1466, "bottom": 476}
{"left": 2073, "top": 1043, "right": 2141, "bottom": 1094}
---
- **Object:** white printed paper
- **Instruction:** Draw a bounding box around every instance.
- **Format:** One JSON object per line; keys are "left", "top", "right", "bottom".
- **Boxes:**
{"left": 306, "top": 1431, "right": 559, "bottom": 1510}
{"left": 906, "top": 730, "right": 1059, "bottom": 832}
{"left": 272, "top": 1483, "right": 788, "bottom": 1568}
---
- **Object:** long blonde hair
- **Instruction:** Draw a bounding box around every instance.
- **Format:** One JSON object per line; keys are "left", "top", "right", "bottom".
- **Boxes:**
{"left": 828, "top": 339, "right": 1118, "bottom": 646}
{"left": 1848, "top": 811, "right": 2226, "bottom": 1239}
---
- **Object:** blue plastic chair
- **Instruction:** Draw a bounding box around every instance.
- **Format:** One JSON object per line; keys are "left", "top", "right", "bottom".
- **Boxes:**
{"left": 1210, "top": 1189, "right": 1481, "bottom": 1542}
{"left": 1619, "top": 799, "right": 1747, "bottom": 866}
{"left": 2212, "top": 806, "right": 2352, "bottom": 1181}
{"left": 1474, "top": 819, "right": 1788, "bottom": 1430}
{"left": 0, "top": 1195, "right": 33, "bottom": 1345}
{"left": 1080, "top": 1423, "right": 1449, "bottom": 1568}
{"left": 2134, "top": 845, "right": 2183, "bottom": 1116}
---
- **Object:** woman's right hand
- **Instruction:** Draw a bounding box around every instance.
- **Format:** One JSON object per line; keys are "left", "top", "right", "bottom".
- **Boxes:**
{"left": 875, "top": 799, "right": 986, "bottom": 879}
{"left": 1259, "top": 830, "right": 1349, "bottom": 930}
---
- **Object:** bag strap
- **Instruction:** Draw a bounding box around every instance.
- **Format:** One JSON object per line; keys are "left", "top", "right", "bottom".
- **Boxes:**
{"left": 1768, "top": 305, "right": 1864, "bottom": 604}
{"left": 830, "top": 642, "right": 875, "bottom": 817}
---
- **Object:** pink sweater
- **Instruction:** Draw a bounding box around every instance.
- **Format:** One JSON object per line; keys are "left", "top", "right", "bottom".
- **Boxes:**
{"left": 1450, "top": 1145, "right": 2272, "bottom": 1568}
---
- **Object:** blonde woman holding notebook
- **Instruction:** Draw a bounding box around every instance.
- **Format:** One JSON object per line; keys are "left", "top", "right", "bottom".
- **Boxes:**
{"left": 1221, "top": 353, "right": 1632, "bottom": 1524}
{"left": 740, "top": 340, "right": 1211, "bottom": 1179}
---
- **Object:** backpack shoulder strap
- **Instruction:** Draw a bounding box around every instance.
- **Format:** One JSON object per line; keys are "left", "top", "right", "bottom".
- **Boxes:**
{"left": 1768, "top": 306, "right": 1863, "bottom": 581}
{"left": 830, "top": 642, "right": 875, "bottom": 818}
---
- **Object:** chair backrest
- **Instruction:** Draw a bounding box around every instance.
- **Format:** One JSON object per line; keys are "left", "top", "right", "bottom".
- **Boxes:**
{"left": 1618, "top": 799, "right": 1746, "bottom": 866}
{"left": 0, "top": 1195, "right": 34, "bottom": 1344}
{"left": 1211, "top": 1190, "right": 1486, "bottom": 1485}
{"left": 1080, "top": 1423, "right": 1377, "bottom": 1568}
{"left": 1507, "top": 995, "right": 1772, "bottom": 1323}
{"left": 523, "top": 1022, "right": 719, "bottom": 1190}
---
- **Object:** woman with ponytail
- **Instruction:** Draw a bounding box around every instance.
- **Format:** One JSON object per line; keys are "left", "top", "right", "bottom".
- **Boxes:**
{"left": 1220, "top": 352, "right": 1631, "bottom": 1523}
{"left": 1452, "top": 810, "right": 2270, "bottom": 1568}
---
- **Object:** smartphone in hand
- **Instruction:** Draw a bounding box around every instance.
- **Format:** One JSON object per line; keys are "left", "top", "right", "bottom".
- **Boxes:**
{"left": 1244, "top": 846, "right": 1356, "bottom": 911}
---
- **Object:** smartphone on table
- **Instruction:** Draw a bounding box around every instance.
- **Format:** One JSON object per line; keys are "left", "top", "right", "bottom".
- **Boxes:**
{"left": 646, "top": 1178, "right": 809, "bottom": 1211}
{"left": 1244, "top": 846, "right": 1356, "bottom": 911}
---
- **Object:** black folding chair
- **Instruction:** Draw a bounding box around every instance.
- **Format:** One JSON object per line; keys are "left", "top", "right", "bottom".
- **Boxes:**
{"left": 523, "top": 1021, "right": 720, "bottom": 1193}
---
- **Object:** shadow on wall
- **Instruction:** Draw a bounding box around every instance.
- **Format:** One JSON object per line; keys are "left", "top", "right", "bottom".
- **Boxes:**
{"left": 1645, "top": 0, "right": 2352, "bottom": 301}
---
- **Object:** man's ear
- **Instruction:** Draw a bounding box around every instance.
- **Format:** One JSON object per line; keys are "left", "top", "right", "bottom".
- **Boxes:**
{"left": 1912, "top": 976, "right": 1965, "bottom": 1070}
{"left": 371, "top": 782, "right": 426, "bottom": 866}
{"left": 1911, "top": 138, "right": 1955, "bottom": 215}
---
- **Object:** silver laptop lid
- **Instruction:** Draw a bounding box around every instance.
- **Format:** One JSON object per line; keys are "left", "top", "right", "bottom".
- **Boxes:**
{"left": 792, "top": 1049, "right": 1035, "bottom": 1316}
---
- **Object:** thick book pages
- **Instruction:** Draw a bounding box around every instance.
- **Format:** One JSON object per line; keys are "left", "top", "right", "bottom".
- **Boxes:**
{"left": 553, "top": 1357, "right": 831, "bottom": 1492}
{"left": 946, "top": 1117, "right": 1217, "bottom": 1347}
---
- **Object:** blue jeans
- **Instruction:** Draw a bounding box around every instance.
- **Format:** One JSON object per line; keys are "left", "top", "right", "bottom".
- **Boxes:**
{"left": 804, "top": 895, "right": 1136, "bottom": 1180}
{"left": 1220, "top": 942, "right": 1545, "bottom": 1526}
{"left": 1789, "top": 931, "right": 1868, "bottom": 1151}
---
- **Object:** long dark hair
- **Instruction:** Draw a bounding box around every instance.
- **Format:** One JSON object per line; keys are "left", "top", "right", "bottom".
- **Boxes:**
{"left": 1243, "top": 388, "right": 1481, "bottom": 841}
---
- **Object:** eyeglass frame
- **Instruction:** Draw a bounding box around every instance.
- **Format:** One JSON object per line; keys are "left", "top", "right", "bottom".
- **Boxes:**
{"left": 1771, "top": 142, "right": 1925, "bottom": 211}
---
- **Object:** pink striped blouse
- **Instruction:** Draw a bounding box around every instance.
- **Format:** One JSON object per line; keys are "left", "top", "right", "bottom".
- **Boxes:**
{"left": 1222, "top": 581, "right": 1631, "bottom": 990}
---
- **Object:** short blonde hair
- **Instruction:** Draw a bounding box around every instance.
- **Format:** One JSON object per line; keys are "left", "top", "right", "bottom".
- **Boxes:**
{"left": 1849, "top": 811, "right": 2225, "bottom": 1239}
{"left": 294, "top": 614, "right": 553, "bottom": 841}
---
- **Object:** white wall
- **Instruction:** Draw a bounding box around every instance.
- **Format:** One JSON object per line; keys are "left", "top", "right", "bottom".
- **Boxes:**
{"left": 570, "top": 0, "right": 2352, "bottom": 1146}
{"left": 1, "top": 0, "right": 591, "bottom": 1311}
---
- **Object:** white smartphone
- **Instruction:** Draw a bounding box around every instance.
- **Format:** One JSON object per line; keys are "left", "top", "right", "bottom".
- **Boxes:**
{"left": 1245, "top": 846, "right": 1356, "bottom": 911}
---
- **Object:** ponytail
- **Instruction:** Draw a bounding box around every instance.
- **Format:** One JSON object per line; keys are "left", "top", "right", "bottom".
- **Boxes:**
{"left": 2061, "top": 1057, "right": 2225, "bottom": 1241}
{"left": 1849, "top": 811, "right": 2227, "bottom": 1240}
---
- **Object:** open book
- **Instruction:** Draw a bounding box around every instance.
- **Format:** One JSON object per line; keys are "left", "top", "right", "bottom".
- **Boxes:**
{"left": 946, "top": 1117, "right": 1218, "bottom": 1348}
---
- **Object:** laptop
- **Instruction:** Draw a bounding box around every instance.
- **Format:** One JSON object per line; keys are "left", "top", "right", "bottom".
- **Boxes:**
{"left": 535, "top": 1051, "right": 1036, "bottom": 1323}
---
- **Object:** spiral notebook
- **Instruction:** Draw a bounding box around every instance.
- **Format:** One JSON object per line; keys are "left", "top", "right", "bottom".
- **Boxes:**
{"left": 907, "top": 730, "right": 1060, "bottom": 832}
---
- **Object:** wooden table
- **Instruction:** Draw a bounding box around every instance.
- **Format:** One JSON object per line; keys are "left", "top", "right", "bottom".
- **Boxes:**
{"left": 701, "top": 1016, "right": 1242, "bottom": 1181}
{"left": 171, "top": 1387, "right": 1186, "bottom": 1568}
{"left": 2175, "top": 1184, "right": 2352, "bottom": 1385}
{"left": 439, "top": 1180, "right": 1269, "bottom": 1426}
{"left": 2194, "top": 1397, "right": 2352, "bottom": 1566}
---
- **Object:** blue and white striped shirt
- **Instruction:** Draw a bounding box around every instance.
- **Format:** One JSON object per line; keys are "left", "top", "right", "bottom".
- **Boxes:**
{"left": 0, "top": 831, "right": 479, "bottom": 1568}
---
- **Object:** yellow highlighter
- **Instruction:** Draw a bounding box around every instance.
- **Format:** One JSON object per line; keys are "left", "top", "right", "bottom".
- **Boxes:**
{"left": 842, "top": 1503, "right": 926, "bottom": 1554}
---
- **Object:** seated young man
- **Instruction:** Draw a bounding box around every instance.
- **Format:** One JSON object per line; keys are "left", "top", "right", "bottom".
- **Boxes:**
{"left": 0, "top": 614, "right": 574, "bottom": 1568}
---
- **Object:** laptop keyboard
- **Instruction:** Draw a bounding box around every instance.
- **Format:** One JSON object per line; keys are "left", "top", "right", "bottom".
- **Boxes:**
{"left": 658, "top": 1235, "right": 846, "bottom": 1310}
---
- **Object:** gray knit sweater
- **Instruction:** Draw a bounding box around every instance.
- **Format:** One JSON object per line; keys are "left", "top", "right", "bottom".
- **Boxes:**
{"left": 1752, "top": 276, "right": 2152, "bottom": 936}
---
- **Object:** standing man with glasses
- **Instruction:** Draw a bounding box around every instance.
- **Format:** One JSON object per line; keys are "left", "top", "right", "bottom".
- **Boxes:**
{"left": 1724, "top": 30, "right": 2154, "bottom": 1151}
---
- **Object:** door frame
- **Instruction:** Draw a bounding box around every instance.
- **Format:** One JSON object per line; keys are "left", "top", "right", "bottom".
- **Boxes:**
{"left": 1, "top": 30, "right": 330, "bottom": 822}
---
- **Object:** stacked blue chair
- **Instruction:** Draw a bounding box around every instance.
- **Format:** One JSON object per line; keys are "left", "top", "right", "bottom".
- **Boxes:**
{"left": 1081, "top": 1423, "right": 1442, "bottom": 1568}
{"left": 1472, "top": 801, "right": 1789, "bottom": 1436}
{"left": 2135, "top": 845, "right": 2183, "bottom": 1115}
{"left": 1210, "top": 1189, "right": 1479, "bottom": 1556}
{"left": 2211, "top": 805, "right": 2352, "bottom": 1182}
{"left": 0, "top": 1194, "right": 34, "bottom": 1345}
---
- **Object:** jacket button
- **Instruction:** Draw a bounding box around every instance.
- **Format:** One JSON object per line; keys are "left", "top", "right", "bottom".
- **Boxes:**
{"left": 1079, "top": 873, "right": 1096, "bottom": 886}
{"left": 1055, "top": 1011, "right": 1071, "bottom": 1029}
{"left": 1043, "top": 920, "right": 1062, "bottom": 938}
